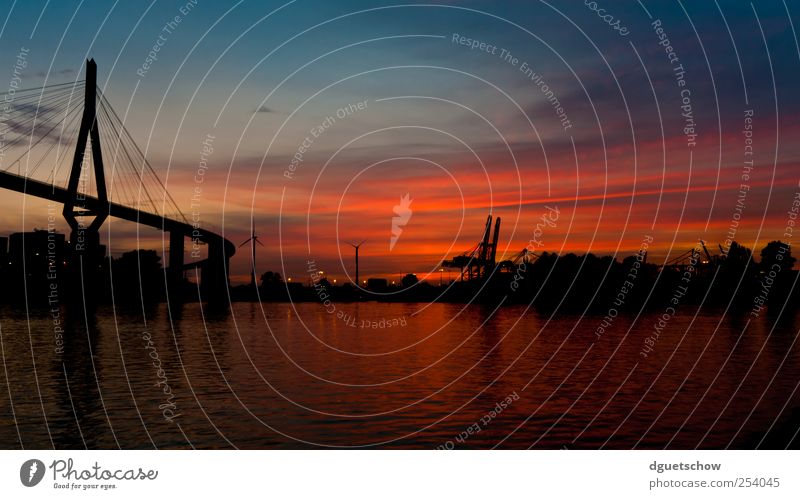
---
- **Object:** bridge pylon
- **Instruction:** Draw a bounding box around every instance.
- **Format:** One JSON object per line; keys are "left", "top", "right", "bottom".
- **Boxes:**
{"left": 63, "top": 59, "right": 107, "bottom": 300}
{"left": 63, "top": 59, "right": 107, "bottom": 239}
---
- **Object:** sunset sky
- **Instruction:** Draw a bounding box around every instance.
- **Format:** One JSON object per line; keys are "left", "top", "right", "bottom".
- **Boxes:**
{"left": 1, "top": 0, "right": 800, "bottom": 284}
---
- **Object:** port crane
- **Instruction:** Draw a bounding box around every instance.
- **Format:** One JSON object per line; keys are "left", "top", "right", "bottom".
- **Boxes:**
{"left": 441, "top": 215, "right": 501, "bottom": 280}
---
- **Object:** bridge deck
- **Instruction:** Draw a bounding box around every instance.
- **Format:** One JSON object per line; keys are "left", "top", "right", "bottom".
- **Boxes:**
{"left": 0, "top": 169, "right": 235, "bottom": 259}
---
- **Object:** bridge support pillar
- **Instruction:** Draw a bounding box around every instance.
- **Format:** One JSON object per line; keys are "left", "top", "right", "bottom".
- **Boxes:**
{"left": 67, "top": 227, "right": 104, "bottom": 304}
{"left": 201, "top": 240, "right": 229, "bottom": 306}
{"left": 167, "top": 230, "right": 184, "bottom": 303}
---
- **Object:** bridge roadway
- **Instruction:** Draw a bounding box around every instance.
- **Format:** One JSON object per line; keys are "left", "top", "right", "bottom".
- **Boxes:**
{"left": 0, "top": 169, "right": 236, "bottom": 266}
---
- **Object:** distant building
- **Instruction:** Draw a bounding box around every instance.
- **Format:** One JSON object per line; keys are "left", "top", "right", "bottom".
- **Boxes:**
{"left": 9, "top": 229, "right": 66, "bottom": 280}
{"left": 0, "top": 236, "right": 7, "bottom": 266}
{"left": 367, "top": 278, "right": 388, "bottom": 292}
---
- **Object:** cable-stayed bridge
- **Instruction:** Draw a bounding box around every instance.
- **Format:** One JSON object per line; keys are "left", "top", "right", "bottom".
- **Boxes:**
{"left": 0, "top": 59, "right": 235, "bottom": 303}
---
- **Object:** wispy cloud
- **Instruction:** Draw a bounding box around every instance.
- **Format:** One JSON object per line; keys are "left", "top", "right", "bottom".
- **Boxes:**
{"left": 34, "top": 68, "right": 76, "bottom": 78}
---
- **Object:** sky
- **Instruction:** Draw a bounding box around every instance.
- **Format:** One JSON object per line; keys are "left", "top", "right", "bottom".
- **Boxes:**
{"left": 1, "top": 0, "right": 800, "bottom": 284}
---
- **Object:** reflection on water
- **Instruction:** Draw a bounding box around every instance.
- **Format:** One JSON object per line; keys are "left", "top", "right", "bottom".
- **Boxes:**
{"left": 0, "top": 301, "right": 798, "bottom": 449}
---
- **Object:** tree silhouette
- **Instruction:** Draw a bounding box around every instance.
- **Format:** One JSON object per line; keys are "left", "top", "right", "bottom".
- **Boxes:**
{"left": 260, "top": 271, "right": 283, "bottom": 286}
{"left": 760, "top": 240, "right": 796, "bottom": 273}
{"left": 111, "top": 249, "right": 164, "bottom": 302}
{"left": 722, "top": 241, "right": 753, "bottom": 273}
{"left": 401, "top": 273, "right": 419, "bottom": 287}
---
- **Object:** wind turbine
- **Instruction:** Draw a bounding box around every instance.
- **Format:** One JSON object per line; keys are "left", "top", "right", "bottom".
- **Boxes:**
{"left": 348, "top": 240, "right": 366, "bottom": 289}
{"left": 240, "top": 223, "right": 264, "bottom": 287}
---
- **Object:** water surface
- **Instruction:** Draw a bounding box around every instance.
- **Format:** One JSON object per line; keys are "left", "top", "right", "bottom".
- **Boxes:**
{"left": 1, "top": 302, "right": 798, "bottom": 449}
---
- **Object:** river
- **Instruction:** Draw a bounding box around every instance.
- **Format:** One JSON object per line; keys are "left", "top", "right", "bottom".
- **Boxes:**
{"left": 1, "top": 302, "right": 798, "bottom": 449}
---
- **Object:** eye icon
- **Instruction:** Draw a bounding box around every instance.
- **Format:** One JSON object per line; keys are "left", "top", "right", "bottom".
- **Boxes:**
{"left": 20, "top": 459, "right": 45, "bottom": 487}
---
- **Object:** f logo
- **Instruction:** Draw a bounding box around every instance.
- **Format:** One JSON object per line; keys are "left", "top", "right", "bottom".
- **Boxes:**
{"left": 390, "top": 193, "right": 413, "bottom": 251}
{"left": 20, "top": 459, "right": 45, "bottom": 487}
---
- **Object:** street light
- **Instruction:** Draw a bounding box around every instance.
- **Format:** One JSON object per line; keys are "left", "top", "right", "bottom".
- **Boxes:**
{"left": 439, "top": 267, "right": 444, "bottom": 286}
